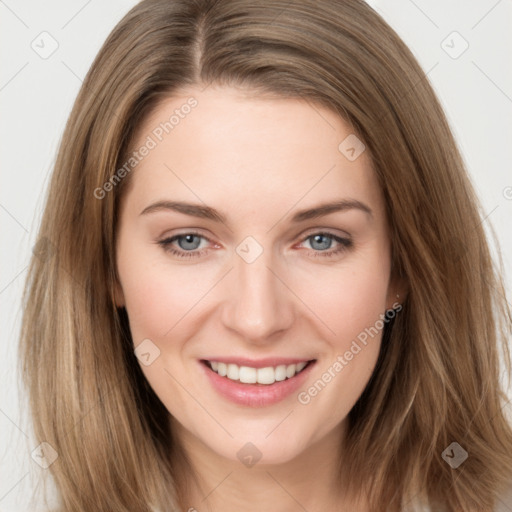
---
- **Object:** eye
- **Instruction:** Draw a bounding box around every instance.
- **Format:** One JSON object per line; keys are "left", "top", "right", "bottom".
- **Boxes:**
{"left": 299, "top": 232, "right": 352, "bottom": 258}
{"left": 157, "top": 231, "right": 211, "bottom": 259}
{"left": 156, "top": 230, "right": 353, "bottom": 260}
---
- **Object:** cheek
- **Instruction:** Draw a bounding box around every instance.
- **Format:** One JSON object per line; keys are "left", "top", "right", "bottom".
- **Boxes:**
{"left": 118, "top": 249, "right": 216, "bottom": 343}
{"left": 289, "top": 253, "right": 390, "bottom": 416}
{"left": 117, "top": 259, "right": 214, "bottom": 413}
{"left": 295, "top": 258, "right": 391, "bottom": 348}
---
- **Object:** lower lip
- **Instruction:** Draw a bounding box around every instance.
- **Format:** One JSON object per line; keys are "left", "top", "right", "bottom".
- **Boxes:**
{"left": 199, "top": 360, "right": 316, "bottom": 407}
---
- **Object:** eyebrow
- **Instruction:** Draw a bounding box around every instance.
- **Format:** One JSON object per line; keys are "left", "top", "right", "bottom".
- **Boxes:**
{"left": 139, "top": 199, "right": 373, "bottom": 223}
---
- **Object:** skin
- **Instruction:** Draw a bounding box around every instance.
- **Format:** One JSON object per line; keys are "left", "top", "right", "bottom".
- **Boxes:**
{"left": 115, "top": 85, "right": 404, "bottom": 512}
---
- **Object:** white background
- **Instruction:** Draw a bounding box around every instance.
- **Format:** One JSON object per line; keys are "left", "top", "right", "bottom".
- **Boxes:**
{"left": 1, "top": 1, "right": 511, "bottom": 510}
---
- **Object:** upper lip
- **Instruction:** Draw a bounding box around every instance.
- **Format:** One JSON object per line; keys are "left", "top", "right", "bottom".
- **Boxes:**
{"left": 201, "top": 357, "right": 316, "bottom": 369}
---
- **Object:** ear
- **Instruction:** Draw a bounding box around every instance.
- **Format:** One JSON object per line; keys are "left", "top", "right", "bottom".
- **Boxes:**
{"left": 385, "top": 276, "right": 408, "bottom": 311}
{"left": 113, "top": 279, "right": 125, "bottom": 308}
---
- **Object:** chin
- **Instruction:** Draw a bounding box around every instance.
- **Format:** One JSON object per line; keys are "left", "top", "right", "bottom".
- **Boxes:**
{"left": 205, "top": 429, "right": 311, "bottom": 467}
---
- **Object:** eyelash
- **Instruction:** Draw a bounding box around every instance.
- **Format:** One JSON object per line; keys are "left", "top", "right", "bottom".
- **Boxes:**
{"left": 156, "top": 230, "right": 353, "bottom": 259}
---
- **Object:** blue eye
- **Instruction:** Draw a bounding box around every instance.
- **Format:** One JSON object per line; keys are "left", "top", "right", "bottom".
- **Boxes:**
{"left": 157, "top": 231, "right": 352, "bottom": 259}
{"left": 157, "top": 232, "right": 209, "bottom": 258}
{"left": 175, "top": 234, "right": 202, "bottom": 251}
{"left": 301, "top": 233, "right": 352, "bottom": 257}
{"left": 309, "top": 234, "right": 333, "bottom": 251}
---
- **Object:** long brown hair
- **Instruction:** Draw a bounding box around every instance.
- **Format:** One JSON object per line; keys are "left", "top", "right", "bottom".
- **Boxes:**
{"left": 19, "top": 0, "right": 512, "bottom": 510}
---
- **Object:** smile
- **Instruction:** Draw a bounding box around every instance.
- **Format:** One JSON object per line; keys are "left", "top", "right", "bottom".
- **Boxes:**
{"left": 199, "top": 358, "right": 317, "bottom": 407}
{"left": 205, "top": 360, "right": 311, "bottom": 385}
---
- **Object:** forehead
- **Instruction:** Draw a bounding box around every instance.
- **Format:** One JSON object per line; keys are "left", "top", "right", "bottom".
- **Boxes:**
{"left": 122, "top": 86, "right": 384, "bottom": 223}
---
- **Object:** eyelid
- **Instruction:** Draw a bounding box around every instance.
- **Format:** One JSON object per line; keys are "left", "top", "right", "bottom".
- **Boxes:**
{"left": 158, "top": 227, "right": 210, "bottom": 239}
{"left": 298, "top": 226, "right": 352, "bottom": 239}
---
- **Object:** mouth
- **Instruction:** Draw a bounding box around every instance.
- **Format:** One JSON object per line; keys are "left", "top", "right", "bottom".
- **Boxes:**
{"left": 201, "top": 359, "right": 315, "bottom": 385}
{"left": 199, "top": 358, "right": 317, "bottom": 407}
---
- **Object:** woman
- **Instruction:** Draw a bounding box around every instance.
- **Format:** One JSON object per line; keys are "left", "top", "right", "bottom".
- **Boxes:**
{"left": 19, "top": 0, "right": 512, "bottom": 510}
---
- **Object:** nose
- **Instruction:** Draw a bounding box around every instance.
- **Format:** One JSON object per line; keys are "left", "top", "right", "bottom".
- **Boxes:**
{"left": 220, "top": 245, "right": 295, "bottom": 343}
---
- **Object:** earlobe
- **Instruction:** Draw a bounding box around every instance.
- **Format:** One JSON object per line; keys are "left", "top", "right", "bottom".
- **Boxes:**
{"left": 386, "top": 279, "right": 409, "bottom": 311}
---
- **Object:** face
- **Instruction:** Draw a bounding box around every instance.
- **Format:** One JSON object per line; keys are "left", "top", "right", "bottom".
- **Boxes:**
{"left": 115, "top": 85, "right": 399, "bottom": 466}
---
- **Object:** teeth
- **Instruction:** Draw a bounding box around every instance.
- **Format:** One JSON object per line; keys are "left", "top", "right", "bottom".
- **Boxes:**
{"left": 296, "top": 361, "right": 307, "bottom": 372}
{"left": 239, "top": 366, "right": 257, "bottom": 384}
{"left": 227, "top": 364, "right": 239, "bottom": 381}
{"left": 257, "top": 367, "right": 276, "bottom": 385}
{"left": 217, "top": 362, "right": 227, "bottom": 376}
{"left": 275, "top": 365, "right": 287, "bottom": 381}
{"left": 208, "top": 360, "right": 310, "bottom": 385}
